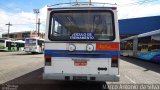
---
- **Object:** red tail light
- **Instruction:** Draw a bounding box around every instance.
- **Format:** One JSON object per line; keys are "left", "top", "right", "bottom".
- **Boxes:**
{"left": 112, "top": 7, "right": 117, "bottom": 10}
{"left": 48, "top": 8, "right": 53, "bottom": 11}
{"left": 45, "top": 54, "right": 51, "bottom": 66}
{"left": 111, "top": 56, "right": 118, "bottom": 67}
{"left": 45, "top": 54, "right": 51, "bottom": 59}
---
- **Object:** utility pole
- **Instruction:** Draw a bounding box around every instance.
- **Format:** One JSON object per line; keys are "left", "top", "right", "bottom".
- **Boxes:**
{"left": 76, "top": 0, "right": 78, "bottom": 5}
{"left": 33, "top": 9, "right": 40, "bottom": 32}
{"left": 37, "top": 18, "right": 41, "bottom": 37}
{"left": 89, "top": 0, "right": 91, "bottom": 5}
{"left": 5, "top": 22, "right": 12, "bottom": 38}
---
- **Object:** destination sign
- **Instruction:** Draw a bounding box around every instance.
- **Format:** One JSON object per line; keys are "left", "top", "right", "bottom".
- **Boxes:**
{"left": 70, "top": 32, "right": 94, "bottom": 40}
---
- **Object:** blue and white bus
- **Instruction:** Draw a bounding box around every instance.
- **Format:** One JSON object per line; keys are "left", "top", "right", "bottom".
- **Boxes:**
{"left": 43, "top": 2, "right": 120, "bottom": 82}
{"left": 24, "top": 38, "right": 44, "bottom": 53}
{"left": 121, "top": 29, "right": 160, "bottom": 63}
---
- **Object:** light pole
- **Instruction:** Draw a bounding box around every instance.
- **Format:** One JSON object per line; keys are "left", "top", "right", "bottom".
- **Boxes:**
{"left": 33, "top": 9, "right": 40, "bottom": 33}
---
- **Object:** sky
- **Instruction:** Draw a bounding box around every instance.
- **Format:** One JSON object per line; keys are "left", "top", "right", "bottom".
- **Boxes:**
{"left": 0, "top": 0, "right": 160, "bottom": 36}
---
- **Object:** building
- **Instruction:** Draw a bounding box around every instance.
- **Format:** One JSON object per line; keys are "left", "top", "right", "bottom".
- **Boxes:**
{"left": 119, "top": 16, "right": 160, "bottom": 39}
{"left": 2, "top": 31, "right": 45, "bottom": 40}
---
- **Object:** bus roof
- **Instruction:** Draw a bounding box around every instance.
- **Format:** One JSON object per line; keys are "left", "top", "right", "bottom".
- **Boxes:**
{"left": 138, "top": 29, "right": 160, "bottom": 38}
{"left": 121, "top": 29, "right": 160, "bottom": 41}
{"left": 13, "top": 40, "right": 25, "bottom": 43}
{"left": 0, "top": 38, "right": 12, "bottom": 41}
{"left": 121, "top": 35, "right": 137, "bottom": 41}
{"left": 25, "top": 37, "right": 44, "bottom": 41}
{"left": 48, "top": 2, "right": 116, "bottom": 7}
{"left": 47, "top": 2, "right": 117, "bottom": 10}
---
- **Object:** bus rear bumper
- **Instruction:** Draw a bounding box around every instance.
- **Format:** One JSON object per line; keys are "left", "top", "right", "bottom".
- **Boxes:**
{"left": 43, "top": 73, "right": 120, "bottom": 82}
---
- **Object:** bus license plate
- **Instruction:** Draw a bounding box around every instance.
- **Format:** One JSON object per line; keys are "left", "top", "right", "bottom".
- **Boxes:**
{"left": 74, "top": 60, "right": 87, "bottom": 66}
{"left": 73, "top": 76, "right": 87, "bottom": 80}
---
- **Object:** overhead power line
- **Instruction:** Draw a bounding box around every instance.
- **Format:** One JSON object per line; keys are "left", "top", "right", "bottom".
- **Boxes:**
{"left": 118, "top": 0, "right": 159, "bottom": 7}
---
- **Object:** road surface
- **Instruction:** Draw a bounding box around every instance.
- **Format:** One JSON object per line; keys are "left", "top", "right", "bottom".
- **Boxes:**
{"left": 0, "top": 52, "right": 160, "bottom": 90}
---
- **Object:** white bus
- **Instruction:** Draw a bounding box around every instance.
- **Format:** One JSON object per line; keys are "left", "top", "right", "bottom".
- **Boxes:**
{"left": 0, "top": 39, "right": 15, "bottom": 51}
{"left": 14, "top": 40, "right": 25, "bottom": 51}
{"left": 24, "top": 38, "right": 44, "bottom": 53}
{"left": 43, "top": 2, "right": 120, "bottom": 82}
{"left": 120, "top": 29, "right": 160, "bottom": 63}
{"left": 0, "top": 38, "right": 24, "bottom": 52}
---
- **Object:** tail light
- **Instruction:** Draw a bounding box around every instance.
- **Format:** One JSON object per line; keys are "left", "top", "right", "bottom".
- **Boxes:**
{"left": 112, "top": 7, "right": 117, "bottom": 10}
{"left": 48, "top": 8, "right": 53, "bottom": 11}
{"left": 45, "top": 54, "right": 51, "bottom": 66}
{"left": 111, "top": 56, "right": 118, "bottom": 67}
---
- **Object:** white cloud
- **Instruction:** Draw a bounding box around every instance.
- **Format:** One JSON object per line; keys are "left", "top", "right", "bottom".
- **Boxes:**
{"left": 122, "top": 3, "right": 160, "bottom": 19}
{"left": 0, "top": 10, "right": 34, "bottom": 34}
{"left": 0, "top": 1, "right": 160, "bottom": 35}
{"left": 90, "top": 0, "right": 160, "bottom": 19}
{"left": 39, "top": 5, "right": 48, "bottom": 31}
{"left": 0, "top": 5, "right": 47, "bottom": 35}
{"left": 118, "top": 2, "right": 160, "bottom": 19}
{"left": 91, "top": 0, "right": 136, "bottom": 6}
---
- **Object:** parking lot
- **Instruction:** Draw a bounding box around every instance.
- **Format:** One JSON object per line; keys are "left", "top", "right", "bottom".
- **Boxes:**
{"left": 0, "top": 52, "right": 160, "bottom": 90}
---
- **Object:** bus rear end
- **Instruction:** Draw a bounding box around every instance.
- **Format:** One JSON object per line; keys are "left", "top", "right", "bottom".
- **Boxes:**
{"left": 25, "top": 38, "right": 38, "bottom": 53}
{"left": 43, "top": 6, "right": 120, "bottom": 82}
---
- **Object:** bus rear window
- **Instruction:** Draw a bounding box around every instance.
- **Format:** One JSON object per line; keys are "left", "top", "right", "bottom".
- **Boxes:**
{"left": 48, "top": 10, "right": 115, "bottom": 41}
{"left": 25, "top": 39, "right": 36, "bottom": 45}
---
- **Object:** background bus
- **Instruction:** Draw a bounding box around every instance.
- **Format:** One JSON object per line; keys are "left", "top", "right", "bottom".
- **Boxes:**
{"left": 0, "top": 38, "right": 24, "bottom": 52}
{"left": 43, "top": 2, "right": 120, "bottom": 82}
{"left": 120, "top": 29, "right": 160, "bottom": 63}
{"left": 24, "top": 38, "right": 44, "bottom": 53}
{"left": 14, "top": 40, "right": 25, "bottom": 51}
